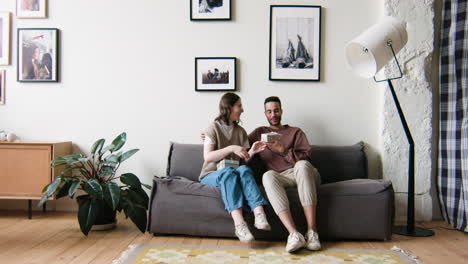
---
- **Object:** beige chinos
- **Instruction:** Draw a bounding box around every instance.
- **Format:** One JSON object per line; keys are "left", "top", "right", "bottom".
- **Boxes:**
{"left": 262, "top": 160, "right": 321, "bottom": 214}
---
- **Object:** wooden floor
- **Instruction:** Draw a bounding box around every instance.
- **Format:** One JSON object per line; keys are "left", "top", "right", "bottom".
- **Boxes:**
{"left": 0, "top": 211, "right": 467, "bottom": 264}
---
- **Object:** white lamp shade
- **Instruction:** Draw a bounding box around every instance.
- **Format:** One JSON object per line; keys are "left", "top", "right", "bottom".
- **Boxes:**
{"left": 345, "top": 16, "right": 408, "bottom": 78}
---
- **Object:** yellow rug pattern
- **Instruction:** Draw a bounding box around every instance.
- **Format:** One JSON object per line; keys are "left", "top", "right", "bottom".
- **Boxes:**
{"left": 112, "top": 244, "right": 420, "bottom": 264}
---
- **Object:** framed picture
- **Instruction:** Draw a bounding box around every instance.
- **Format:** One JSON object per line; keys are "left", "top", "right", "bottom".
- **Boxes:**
{"left": 16, "top": 0, "right": 47, "bottom": 18}
{"left": 195, "top": 57, "right": 236, "bottom": 91}
{"left": 0, "top": 12, "right": 11, "bottom": 65}
{"left": 18, "top": 28, "right": 59, "bottom": 82}
{"left": 0, "top": 70, "right": 5, "bottom": 104}
{"left": 269, "top": 5, "right": 321, "bottom": 81}
{"left": 191, "top": 0, "right": 231, "bottom": 20}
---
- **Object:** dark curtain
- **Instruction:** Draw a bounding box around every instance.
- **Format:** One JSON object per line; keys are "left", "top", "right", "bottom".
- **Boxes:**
{"left": 439, "top": 0, "right": 467, "bottom": 232}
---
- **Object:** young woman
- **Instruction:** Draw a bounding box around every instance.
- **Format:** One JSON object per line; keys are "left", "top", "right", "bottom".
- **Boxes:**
{"left": 199, "top": 92, "right": 270, "bottom": 243}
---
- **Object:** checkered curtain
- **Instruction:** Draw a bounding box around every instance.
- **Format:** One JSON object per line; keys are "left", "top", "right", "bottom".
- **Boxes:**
{"left": 439, "top": 0, "right": 468, "bottom": 232}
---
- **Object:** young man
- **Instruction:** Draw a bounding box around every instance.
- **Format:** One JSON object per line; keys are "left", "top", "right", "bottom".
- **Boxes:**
{"left": 248, "top": 96, "right": 321, "bottom": 253}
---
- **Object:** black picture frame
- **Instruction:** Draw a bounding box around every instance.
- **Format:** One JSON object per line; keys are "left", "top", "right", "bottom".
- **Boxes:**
{"left": 269, "top": 5, "right": 321, "bottom": 81}
{"left": 195, "top": 57, "right": 236, "bottom": 92}
{"left": 17, "top": 28, "right": 59, "bottom": 82}
{"left": 190, "top": 0, "right": 232, "bottom": 21}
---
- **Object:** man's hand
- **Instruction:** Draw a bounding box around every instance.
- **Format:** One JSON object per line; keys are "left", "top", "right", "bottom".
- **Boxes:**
{"left": 231, "top": 145, "right": 250, "bottom": 160}
{"left": 267, "top": 140, "right": 285, "bottom": 153}
{"left": 250, "top": 141, "right": 267, "bottom": 155}
{"left": 200, "top": 132, "right": 206, "bottom": 142}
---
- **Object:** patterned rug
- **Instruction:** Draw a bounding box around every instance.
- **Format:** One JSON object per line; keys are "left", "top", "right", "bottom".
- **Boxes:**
{"left": 112, "top": 244, "right": 422, "bottom": 264}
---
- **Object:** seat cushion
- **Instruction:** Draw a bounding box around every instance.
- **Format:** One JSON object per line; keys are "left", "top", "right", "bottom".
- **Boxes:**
{"left": 319, "top": 178, "right": 392, "bottom": 196}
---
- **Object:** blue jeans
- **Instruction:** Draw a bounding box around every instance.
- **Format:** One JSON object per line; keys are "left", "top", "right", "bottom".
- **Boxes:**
{"left": 201, "top": 165, "right": 268, "bottom": 213}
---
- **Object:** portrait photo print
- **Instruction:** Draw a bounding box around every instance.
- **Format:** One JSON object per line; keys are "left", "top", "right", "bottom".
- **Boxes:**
{"left": 269, "top": 5, "right": 321, "bottom": 81}
{"left": 195, "top": 57, "right": 236, "bottom": 91}
{"left": 191, "top": 0, "right": 231, "bottom": 20}
{"left": 18, "top": 28, "right": 59, "bottom": 82}
{"left": 16, "top": 0, "right": 47, "bottom": 18}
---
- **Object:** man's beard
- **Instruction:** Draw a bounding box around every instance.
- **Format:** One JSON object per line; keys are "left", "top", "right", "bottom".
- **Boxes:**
{"left": 268, "top": 117, "right": 281, "bottom": 126}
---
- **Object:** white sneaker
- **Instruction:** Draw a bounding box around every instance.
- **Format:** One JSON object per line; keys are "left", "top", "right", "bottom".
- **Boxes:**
{"left": 254, "top": 212, "right": 271, "bottom": 231}
{"left": 305, "top": 230, "right": 321, "bottom": 250}
{"left": 286, "top": 232, "right": 306, "bottom": 253}
{"left": 235, "top": 222, "right": 254, "bottom": 243}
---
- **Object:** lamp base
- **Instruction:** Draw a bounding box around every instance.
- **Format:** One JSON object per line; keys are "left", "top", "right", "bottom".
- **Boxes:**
{"left": 392, "top": 226, "right": 434, "bottom": 237}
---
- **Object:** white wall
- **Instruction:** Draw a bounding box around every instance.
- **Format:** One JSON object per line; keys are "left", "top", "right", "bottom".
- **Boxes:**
{"left": 0, "top": 1, "right": 385, "bottom": 211}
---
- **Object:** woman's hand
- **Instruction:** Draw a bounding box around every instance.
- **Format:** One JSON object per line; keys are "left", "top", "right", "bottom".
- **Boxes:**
{"left": 231, "top": 145, "right": 250, "bottom": 160}
{"left": 249, "top": 141, "right": 267, "bottom": 155}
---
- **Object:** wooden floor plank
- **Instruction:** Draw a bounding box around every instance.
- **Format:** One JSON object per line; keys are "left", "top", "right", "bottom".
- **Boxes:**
{"left": 1, "top": 211, "right": 467, "bottom": 264}
{"left": 0, "top": 214, "right": 74, "bottom": 264}
{"left": 199, "top": 237, "right": 220, "bottom": 247}
{"left": 47, "top": 232, "right": 109, "bottom": 264}
{"left": 182, "top": 236, "right": 202, "bottom": 246}
{"left": 87, "top": 223, "right": 142, "bottom": 264}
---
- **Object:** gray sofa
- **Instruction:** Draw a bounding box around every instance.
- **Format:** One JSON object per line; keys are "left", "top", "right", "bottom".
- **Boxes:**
{"left": 148, "top": 142, "right": 394, "bottom": 241}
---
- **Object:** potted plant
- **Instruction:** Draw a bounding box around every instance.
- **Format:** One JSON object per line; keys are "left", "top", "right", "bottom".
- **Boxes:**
{"left": 39, "top": 132, "right": 151, "bottom": 235}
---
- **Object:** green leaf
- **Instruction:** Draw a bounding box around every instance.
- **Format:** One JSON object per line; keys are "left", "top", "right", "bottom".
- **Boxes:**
{"left": 78, "top": 157, "right": 90, "bottom": 163}
{"left": 60, "top": 153, "right": 87, "bottom": 161}
{"left": 104, "top": 183, "right": 120, "bottom": 211}
{"left": 78, "top": 198, "right": 98, "bottom": 235}
{"left": 91, "top": 138, "right": 105, "bottom": 155}
{"left": 56, "top": 180, "right": 72, "bottom": 199}
{"left": 141, "top": 183, "right": 152, "bottom": 190}
{"left": 59, "top": 166, "right": 77, "bottom": 176}
{"left": 100, "top": 144, "right": 114, "bottom": 155}
{"left": 51, "top": 160, "right": 68, "bottom": 167}
{"left": 41, "top": 183, "right": 50, "bottom": 193}
{"left": 66, "top": 159, "right": 83, "bottom": 166}
{"left": 46, "top": 176, "right": 62, "bottom": 197}
{"left": 101, "top": 161, "right": 118, "bottom": 168}
{"left": 110, "top": 132, "right": 127, "bottom": 153}
{"left": 122, "top": 199, "right": 147, "bottom": 233}
{"left": 37, "top": 193, "right": 50, "bottom": 208}
{"left": 127, "top": 188, "right": 146, "bottom": 207}
{"left": 120, "top": 173, "right": 142, "bottom": 190}
{"left": 119, "top": 149, "right": 139, "bottom": 163}
{"left": 68, "top": 179, "right": 82, "bottom": 197}
{"left": 129, "top": 187, "right": 149, "bottom": 209}
{"left": 84, "top": 179, "right": 103, "bottom": 200}
{"left": 105, "top": 152, "right": 121, "bottom": 163}
{"left": 98, "top": 166, "right": 114, "bottom": 178}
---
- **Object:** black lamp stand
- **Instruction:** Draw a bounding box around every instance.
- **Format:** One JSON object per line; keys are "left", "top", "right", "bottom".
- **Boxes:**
{"left": 374, "top": 41, "right": 434, "bottom": 237}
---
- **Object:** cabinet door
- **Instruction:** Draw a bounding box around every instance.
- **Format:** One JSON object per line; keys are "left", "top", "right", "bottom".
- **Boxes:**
{"left": 0, "top": 145, "right": 52, "bottom": 199}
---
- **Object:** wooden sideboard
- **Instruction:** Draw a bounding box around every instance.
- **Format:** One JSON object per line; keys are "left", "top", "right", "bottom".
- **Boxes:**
{"left": 0, "top": 141, "right": 72, "bottom": 218}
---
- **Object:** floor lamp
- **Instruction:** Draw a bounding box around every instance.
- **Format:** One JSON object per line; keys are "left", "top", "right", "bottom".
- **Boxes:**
{"left": 345, "top": 17, "right": 434, "bottom": 237}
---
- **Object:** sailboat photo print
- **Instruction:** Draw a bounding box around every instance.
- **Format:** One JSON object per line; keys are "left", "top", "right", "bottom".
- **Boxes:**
{"left": 269, "top": 5, "right": 321, "bottom": 81}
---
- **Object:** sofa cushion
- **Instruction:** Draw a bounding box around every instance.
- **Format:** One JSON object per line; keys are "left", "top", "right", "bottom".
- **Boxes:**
{"left": 167, "top": 142, "right": 204, "bottom": 181}
{"left": 310, "top": 141, "right": 367, "bottom": 184}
